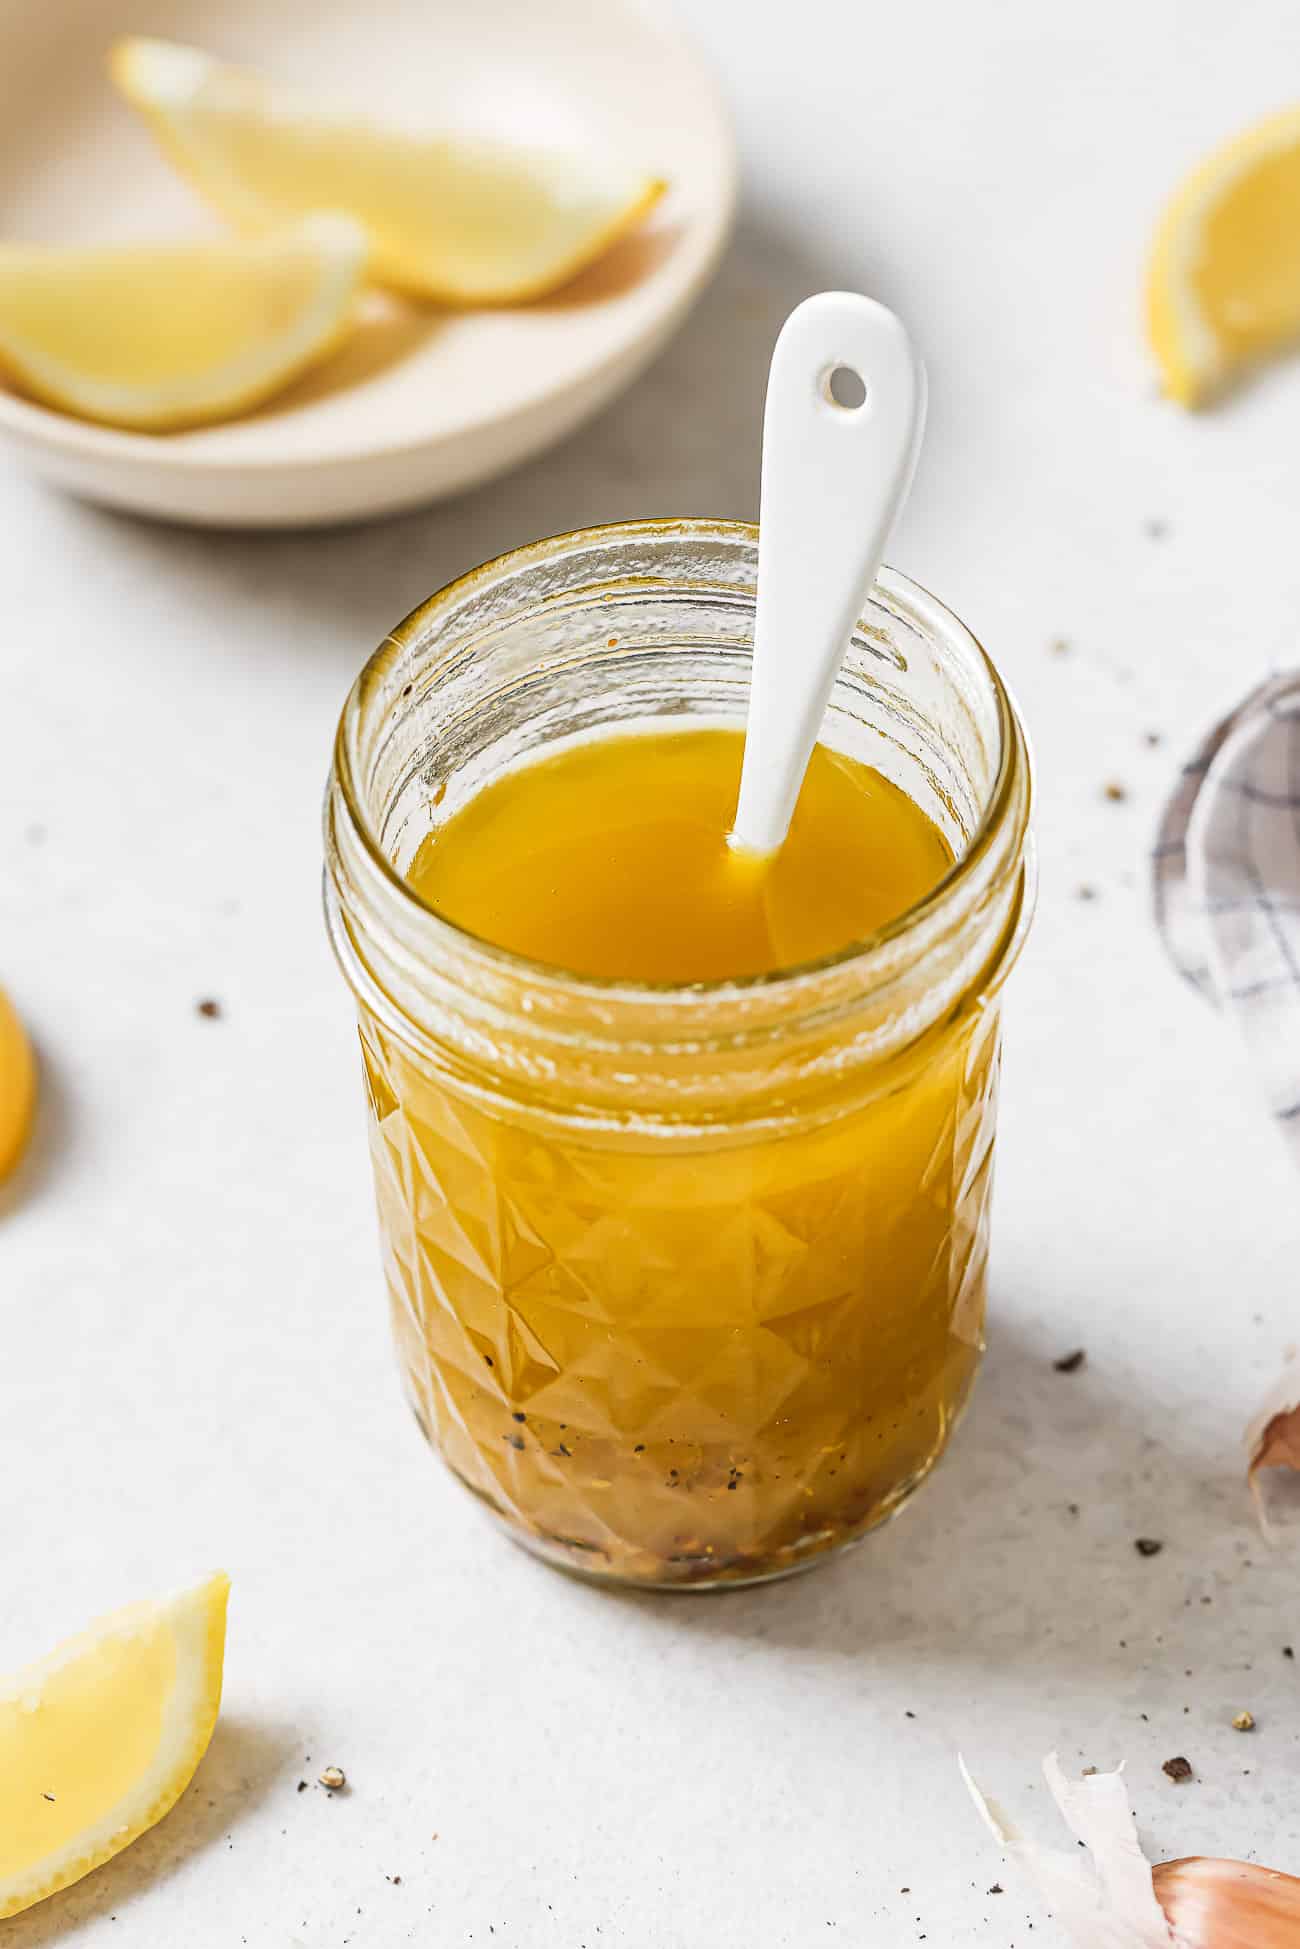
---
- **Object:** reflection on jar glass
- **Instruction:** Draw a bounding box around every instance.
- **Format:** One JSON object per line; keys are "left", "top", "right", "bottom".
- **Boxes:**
{"left": 324, "top": 520, "right": 1034, "bottom": 1590}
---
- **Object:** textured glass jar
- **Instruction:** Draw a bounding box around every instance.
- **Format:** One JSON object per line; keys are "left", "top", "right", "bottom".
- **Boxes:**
{"left": 324, "top": 520, "right": 1033, "bottom": 1590}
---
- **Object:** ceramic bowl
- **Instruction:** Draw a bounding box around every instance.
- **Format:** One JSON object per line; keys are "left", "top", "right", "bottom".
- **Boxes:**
{"left": 0, "top": 0, "right": 735, "bottom": 526}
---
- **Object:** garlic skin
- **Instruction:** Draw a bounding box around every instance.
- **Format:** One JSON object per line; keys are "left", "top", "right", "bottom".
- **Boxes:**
{"left": 1154, "top": 1857, "right": 1300, "bottom": 1948}
{"left": 963, "top": 1757, "right": 1300, "bottom": 1948}
{"left": 961, "top": 1755, "right": 1173, "bottom": 1947}
{"left": 1245, "top": 1357, "right": 1300, "bottom": 1536}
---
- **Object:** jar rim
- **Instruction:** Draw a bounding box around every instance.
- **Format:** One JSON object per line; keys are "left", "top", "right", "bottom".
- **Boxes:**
{"left": 331, "top": 516, "right": 1029, "bottom": 1006}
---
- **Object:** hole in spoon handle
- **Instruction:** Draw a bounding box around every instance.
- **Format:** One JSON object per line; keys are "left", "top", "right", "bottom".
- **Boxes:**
{"left": 825, "top": 363, "right": 868, "bottom": 410}
{"left": 733, "top": 293, "right": 926, "bottom": 857}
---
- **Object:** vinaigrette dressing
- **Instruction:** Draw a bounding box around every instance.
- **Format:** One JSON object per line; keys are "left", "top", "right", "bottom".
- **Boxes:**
{"left": 357, "top": 725, "right": 997, "bottom": 1584}
{"left": 405, "top": 727, "right": 952, "bottom": 983}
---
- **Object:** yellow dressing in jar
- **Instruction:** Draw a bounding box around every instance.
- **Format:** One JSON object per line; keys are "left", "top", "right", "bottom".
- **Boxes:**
{"left": 325, "top": 521, "right": 1033, "bottom": 1590}
{"left": 405, "top": 727, "right": 951, "bottom": 983}
{"left": 369, "top": 730, "right": 993, "bottom": 1586}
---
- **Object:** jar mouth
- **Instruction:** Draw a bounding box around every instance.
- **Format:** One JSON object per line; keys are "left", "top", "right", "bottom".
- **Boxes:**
{"left": 331, "top": 517, "right": 1030, "bottom": 1007}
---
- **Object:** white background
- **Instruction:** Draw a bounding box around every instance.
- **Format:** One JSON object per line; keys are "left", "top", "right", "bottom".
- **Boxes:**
{"left": 4, "top": 1, "right": 1300, "bottom": 1942}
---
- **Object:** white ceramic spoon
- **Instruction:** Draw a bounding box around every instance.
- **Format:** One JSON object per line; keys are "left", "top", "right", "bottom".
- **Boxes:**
{"left": 731, "top": 292, "right": 926, "bottom": 856}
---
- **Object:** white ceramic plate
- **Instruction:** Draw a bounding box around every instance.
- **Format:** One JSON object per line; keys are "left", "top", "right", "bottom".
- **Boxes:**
{"left": 0, "top": 0, "right": 734, "bottom": 527}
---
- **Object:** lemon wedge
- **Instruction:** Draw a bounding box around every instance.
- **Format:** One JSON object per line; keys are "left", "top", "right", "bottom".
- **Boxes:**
{"left": 0, "top": 984, "right": 36, "bottom": 1180}
{"left": 110, "top": 38, "right": 667, "bottom": 305}
{"left": 1148, "top": 106, "right": 1300, "bottom": 404}
{"left": 0, "top": 1573, "right": 229, "bottom": 1919}
{"left": 0, "top": 216, "right": 364, "bottom": 430}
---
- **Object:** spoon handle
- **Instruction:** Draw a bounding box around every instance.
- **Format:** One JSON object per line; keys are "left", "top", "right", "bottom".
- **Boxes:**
{"left": 732, "top": 292, "right": 926, "bottom": 856}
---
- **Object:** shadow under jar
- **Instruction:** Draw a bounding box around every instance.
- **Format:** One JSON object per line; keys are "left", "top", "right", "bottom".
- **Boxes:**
{"left": 324, "top": 520, "right": 1033, "bottom": 1590}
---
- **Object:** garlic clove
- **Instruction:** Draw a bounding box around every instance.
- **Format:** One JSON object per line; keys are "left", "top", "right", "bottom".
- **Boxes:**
{"left": 1154, "top": 1856, "right": 1300, "bottom": 1947}
{"left": 964, "top": 1753, "right": 1300, "bottom": 1949}
{"left": 1245, "top": 1356, "right": 1300, "bottom": 1537}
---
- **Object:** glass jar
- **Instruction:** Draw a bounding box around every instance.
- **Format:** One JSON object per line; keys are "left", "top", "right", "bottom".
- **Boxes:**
{"left": 324, "top": 520, "right": 1033, "bottom": 1590}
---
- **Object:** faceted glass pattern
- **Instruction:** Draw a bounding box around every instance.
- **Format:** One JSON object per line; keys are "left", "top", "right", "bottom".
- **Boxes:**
{"left": 357, "top": 996, "right": 1003, "bottom": 1589}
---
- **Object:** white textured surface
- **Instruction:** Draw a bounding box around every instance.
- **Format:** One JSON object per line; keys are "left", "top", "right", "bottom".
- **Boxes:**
{"left": 3, "top": 0, "right": 1300, "bottom": 1941}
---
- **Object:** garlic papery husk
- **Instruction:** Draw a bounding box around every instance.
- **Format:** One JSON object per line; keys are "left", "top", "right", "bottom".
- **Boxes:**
{"left": 1245, "top": 1356, "right": 1300, "bottom": 1537}
{"left": 1153, "top": 1856, "right": 1300, "bottom": 1947}
{"left": 964, "top": 1756, "right": 1300, "bottom": 1947}
{"left": 960, "top": 1754, "right": 1173, "bottom": 1947}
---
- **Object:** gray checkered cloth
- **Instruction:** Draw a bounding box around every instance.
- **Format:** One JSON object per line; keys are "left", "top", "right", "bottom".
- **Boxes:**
{"left": 1154, "top": 672, "right": 1300, "bottom": 1160}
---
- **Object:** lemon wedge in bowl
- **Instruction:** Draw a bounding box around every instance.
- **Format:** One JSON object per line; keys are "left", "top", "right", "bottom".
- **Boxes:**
{"left": 110, "top": 37, "right": 667, "bottom": 306}
{"left": 0, "top": 1572, "right": 229, "bottom": 1918}
{"left": 0, "top": 984, "right": 35, "bottom": 1180}
{"left": 0, "top": 215, "right": 364, "bottom": 431}
{"left": 1147, "top": 105, "right": 1300, "bottom": 405}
